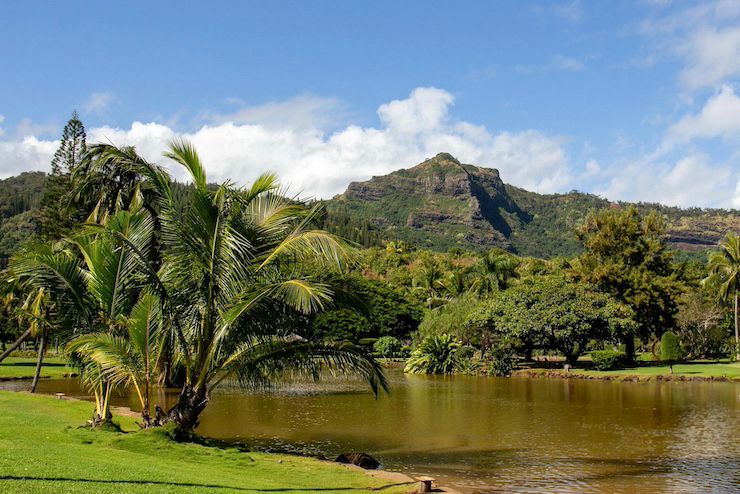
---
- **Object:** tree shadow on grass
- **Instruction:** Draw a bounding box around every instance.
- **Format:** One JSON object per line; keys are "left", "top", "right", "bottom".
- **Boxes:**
{"left": 0, "top": 475, "right": 409, "bottom": 491}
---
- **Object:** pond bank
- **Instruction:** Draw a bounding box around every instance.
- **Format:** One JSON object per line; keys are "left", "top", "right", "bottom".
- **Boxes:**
{"left": 513, "top": 368, "right": 740, "bottom": 382}
{"left": 511, "top": 360, "right": 740, "bottom": 382}
{"left": 0, "top": 391, "right": 416, "bottom": 494}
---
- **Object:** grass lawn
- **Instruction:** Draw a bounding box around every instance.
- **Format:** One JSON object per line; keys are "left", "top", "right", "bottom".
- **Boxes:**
{"left": 516, "top": 359, "right": 740, "bottom": 380}
{"left": 0, "top": 392, "right": 411, "bottom": 493}
{"left": 0, "top": 355, "right": 75, "bottom": 379}
{"left": 576, "top": 361, "right": 740, "bottom": 379}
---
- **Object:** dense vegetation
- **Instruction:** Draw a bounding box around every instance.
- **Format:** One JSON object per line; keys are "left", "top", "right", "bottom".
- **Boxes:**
{"left": 1, "top": 113, "right": 739, "bottom": 419}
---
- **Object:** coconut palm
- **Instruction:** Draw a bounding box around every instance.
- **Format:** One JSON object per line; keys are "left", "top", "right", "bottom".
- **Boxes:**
{"left": 90, "top": 140, "right": 387, "bottom": 430}
{"left": 705, "top": 233, "right": 740, "bottom": 360}
{"left": 471, "top": 250, "right": 519, "bottom": 295}
{"left": 11, "top": 206, "right": 158, "bottom": 424}
{"left": 67, "top": 291, "right": 163, "bottom": 425}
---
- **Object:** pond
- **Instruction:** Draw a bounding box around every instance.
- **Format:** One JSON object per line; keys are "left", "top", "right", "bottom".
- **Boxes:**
{"left": 7, "top": 367, "right": 740, "bottom": 493}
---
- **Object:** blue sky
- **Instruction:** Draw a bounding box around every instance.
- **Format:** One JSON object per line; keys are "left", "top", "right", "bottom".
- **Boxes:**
{"left": 1, "top": 0, "right": 739, "bottom": 208}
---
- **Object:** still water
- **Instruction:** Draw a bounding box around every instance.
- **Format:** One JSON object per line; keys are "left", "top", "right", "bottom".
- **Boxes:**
{"left": 9, "top": 367, "right": 740, "bottom": 493}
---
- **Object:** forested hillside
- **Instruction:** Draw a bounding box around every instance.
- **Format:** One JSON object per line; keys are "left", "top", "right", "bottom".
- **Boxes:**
{"left": 326, "top": 153, "right": 740, "bottom": 259}
{"left": 0, "top": 172, "right": 47, "bottom": 266}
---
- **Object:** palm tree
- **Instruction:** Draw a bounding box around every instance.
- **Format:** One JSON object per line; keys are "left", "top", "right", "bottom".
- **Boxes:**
{"left": 90, "top": 140, "right": 387, "bottom": 430}
{"left": 67, "top": 291, "right": 163, "bottom": 425}
{"left": 12, "top": 207, "right": 158, "bottom": 424}
{"left": 412, "top": 258, "right": 444, "bottom": 299}
{"left": 471, "top": 250, "right": 520, "bottom": 295}
{"left": 705, "top": 233, "right": 740, "bottom": 360}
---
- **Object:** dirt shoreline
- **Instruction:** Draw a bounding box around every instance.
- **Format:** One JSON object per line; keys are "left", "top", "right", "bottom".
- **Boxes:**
{"left": 512, "top": 368, "right": 740, "bottom": 382}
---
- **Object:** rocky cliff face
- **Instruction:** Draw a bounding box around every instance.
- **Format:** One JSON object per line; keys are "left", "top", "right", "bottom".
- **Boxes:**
{"left": 338, "top": 153, "right": 529, "bottom": 250}
{"left": 331, "top": 152, "right": 739, "bottom": 258}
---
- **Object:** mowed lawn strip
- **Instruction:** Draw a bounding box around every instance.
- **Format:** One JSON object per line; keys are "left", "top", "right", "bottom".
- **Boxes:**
{"left": 0, "top": 392, "right": 410, "bottom": 494}
{"left": 515, "top": 361, "right": 740, "bottom": 379}
{"left": 0, "top": 355, "right": 75, "bottom": 379}
{"left": 578, "top": 361, "right": 740, "bottom": 378}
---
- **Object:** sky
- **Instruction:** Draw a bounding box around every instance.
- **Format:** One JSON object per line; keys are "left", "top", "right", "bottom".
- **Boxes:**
{"left": 1, "top": 0, "right": 739, "bottom": 208}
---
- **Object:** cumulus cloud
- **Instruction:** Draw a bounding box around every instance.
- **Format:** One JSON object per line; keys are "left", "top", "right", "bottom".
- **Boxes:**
{"left": 2, "top": 87, "right": 736, "bottom": 208}
{"left": 2, "top": 87, "right": 573, "bottom": 198}
{"left": 597, "top": 152, "right": 735, "bottom": 208}
{"left": 666, "top": 85, "right": 740, "bottom": 145}
{"left": 0, "top": 136, "right": 57, "bottom": 179}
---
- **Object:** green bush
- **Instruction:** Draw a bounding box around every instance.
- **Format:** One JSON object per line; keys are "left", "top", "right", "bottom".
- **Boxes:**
{"left": 660, "top": 331, "right": 682, "bottom": 362}
{"left": 404, "top": 334, "right": 460, "bottom": 374}
{"left": 660, "top": 331, "right": 683, "bottom": 372}
{"left": 373, "top": 336, "right": 402, "bottom": 358}
{"left": 637, "top": 352, "right": 655, "bottom": 362}
{"left": 486, "top": 344, "right": 516, "bottom": 377}
{"left": 590, "top": 350, "right": 625, "bottom": 371}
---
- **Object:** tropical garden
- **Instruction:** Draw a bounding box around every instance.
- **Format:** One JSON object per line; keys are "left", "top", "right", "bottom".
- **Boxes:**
{"left": 2, "top": 112, "right": 740, "bottom": 431}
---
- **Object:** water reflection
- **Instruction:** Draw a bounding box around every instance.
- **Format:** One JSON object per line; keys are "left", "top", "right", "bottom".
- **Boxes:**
{"left": 6, "top": 367, "right": 740, "bottom": 493}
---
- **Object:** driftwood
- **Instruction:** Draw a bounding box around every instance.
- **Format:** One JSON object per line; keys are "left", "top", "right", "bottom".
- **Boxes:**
{"left": 335, "top": 453, "right": 380, "bottom": 469}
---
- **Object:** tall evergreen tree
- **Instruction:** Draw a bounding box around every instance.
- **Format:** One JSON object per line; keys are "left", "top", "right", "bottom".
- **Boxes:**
{"left": 37, "top": 111, "right": 87, "bottom": 240}
{"left": 573, "top": 206, "right": 682, "bottom": 361}
{"left": 50, "top": 110, "right": 86, "bottom": 175}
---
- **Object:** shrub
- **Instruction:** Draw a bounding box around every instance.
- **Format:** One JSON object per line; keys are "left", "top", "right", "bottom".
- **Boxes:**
{"left": 373, "top": 336, "right": 402, "bottom": 358}
{"left": 590, "top": 350, "right": 625, "bottom": 371}
{"left": 486, "top": 344, "right": 516, "bottom": 377}
{"left": 660, "top": 331, "right": 682, "bottom": 372}
{"left": 404, "top": 334, "right": 460, "bottom": 374}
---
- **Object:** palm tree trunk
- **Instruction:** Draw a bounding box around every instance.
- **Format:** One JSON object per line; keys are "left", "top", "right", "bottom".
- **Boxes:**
{"left": 0, "top": 327, "right": 33, "bottom": 363}
{"left": 166, "top": 385, "right": 209, "bottom": 431}
{"left": 735, "top": 291, "right": 739, "bottom": 361}
{"left": 30, "top": 330, "right": 47, "bottom": 393}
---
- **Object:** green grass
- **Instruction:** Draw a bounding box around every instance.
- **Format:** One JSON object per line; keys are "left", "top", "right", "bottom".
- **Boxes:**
{"left": 0, "top": 355, "right": 75, "bottom": 379}
{"left": 0, "top": 392, "right": 410, "bottom": 493}
{"left": 576, "top": 361, "right": 740, "bottom": 379}
{"left": 517, "top": 360, "right": 740, "bottom": 380}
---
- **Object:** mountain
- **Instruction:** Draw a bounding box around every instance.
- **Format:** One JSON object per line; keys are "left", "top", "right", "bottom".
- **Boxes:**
{"left": 327, "top": 153, "right": 740, "bottom": 259}
{"left": 0, "top": 172, "right": 47, "bottom": 267}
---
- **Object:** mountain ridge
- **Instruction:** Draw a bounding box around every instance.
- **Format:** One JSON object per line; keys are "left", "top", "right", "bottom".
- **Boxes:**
{"left": 327, "top": 152, "right": 740, "bottom": 259}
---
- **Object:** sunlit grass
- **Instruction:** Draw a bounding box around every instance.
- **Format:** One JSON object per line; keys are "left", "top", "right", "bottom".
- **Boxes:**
{"left": 0, "top": 391, "right": 410, "bottom": 493}
{"left": 577, "top": 361, "right": 740, "bottom": 379}
{"left": 0, "top": 355, "right": 75, "bottom": 379}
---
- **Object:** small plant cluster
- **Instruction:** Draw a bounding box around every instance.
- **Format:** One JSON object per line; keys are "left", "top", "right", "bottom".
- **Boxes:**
{"left": 590, "top": 350, "right": 625, "bottom": 371}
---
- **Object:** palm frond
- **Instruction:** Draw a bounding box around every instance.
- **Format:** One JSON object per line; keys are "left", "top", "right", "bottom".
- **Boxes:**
{"left": 164, "top": 138, "right": 207, "bottom": 191}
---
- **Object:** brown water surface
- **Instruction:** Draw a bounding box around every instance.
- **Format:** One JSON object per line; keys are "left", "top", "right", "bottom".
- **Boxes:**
{"left": 8, "top": 367, "right": 740, "bottom": 493}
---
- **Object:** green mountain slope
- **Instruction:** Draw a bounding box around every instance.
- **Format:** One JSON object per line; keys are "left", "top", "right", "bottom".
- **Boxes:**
{"left": 327, "top": 153, "right": 740, "bottom": 259}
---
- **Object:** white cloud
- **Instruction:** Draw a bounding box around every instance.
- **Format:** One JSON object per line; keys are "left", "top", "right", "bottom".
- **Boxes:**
{"left": 639, "top": 0, "right": 740, "bottom": 88}
{"left": 3, "top": 87, "right": 735, "bottom": 209}
{"left": 679, "top": 25, "right": 740, "bottom": 89}
{"left": 585, "top": 159, "right": 600, "bottom": 175}
{"left": 377, "top": 87, "right": 454, "bottom": 134}
{"left": 734, "top": 180, "right": 740, "bottom": 208}
{"left": 203, "top": 94, "right": 346, "bottom": 132}
{"left": 0, "top": 88, "right": 573, "bottom": 199}
{"left": 83, "top": 92, "right": 115, "bottom": 115}
{"left": 0, "top": 136, "right": 57, "bottom": 178}
{"left": 666, "top": 85, "right": 740, "bottom": 145}
{"left": 597, "top": 152, "right": 735, "bottom": 208}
